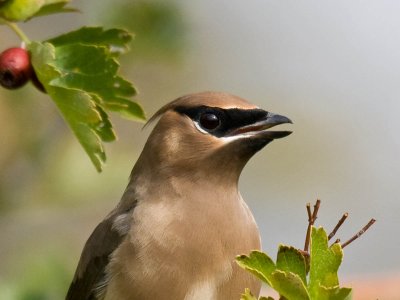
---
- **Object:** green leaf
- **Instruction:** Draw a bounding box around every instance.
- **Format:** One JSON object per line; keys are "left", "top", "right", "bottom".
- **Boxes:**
{"left": 276, "top": 245, "right": 307, "bottom": 285}
{"left": 45, "top": 27, "right": 143, "bottom": 121}
{"left": 27, "top": 26, "right": 143, "bottom": 171}
{"left": 29, "top": 41, "right": 116, "bottom": 171}
{"left": 237, "top": 251, "right": 310, "bottom": 300}
{"left": 236, "top": 251, "right": 276, "bottom": 286}
{"left": 315, "top": 285, "right": 352, "bottom": 300}
{"left": 48, "top": 43, "right": 144, "bottom": 121}
{"left": 0, "top": 0, "right": 74, "bottom": 21}
{"left": 239, "top": 228, "right": 352, "bottom": 300}
{"left": 102, "top": 97, "right": 145, "bottom": 121}
{"left": 308, "top": 227, "right": 352, "bottom": 300}
{"left": 0, "top": 0, "right": 43, "bottom": 21}
{"left": 48, "top": 27, "right": 133, "bottom": 55}
{"left": 32, "top": 1, "right": 78, "bottom": 19}
{"left": 270, "top": 270, "right": 310, "bottom": 300}
{"left": 309, "top": 227, "right": 342, "bottom": 289}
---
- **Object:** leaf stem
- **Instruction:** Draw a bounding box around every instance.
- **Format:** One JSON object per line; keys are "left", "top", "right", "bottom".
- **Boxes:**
{"left": 3, "top": 20, "right": 31, "bottom": 44}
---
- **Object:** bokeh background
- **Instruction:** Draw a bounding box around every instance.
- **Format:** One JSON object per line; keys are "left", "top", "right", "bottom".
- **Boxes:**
{"left": 1, "top": 0, "right": 399, "bottom": 299}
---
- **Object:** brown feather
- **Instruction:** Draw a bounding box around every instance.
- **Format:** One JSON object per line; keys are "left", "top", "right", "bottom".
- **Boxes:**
{"left": 66, "top": 196, "right": 137, "bottom": 300}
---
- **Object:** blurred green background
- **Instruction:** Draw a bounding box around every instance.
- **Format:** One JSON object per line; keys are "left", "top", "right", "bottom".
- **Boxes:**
{"left": 0, "top": 1, "right": 399, "bottom": 299}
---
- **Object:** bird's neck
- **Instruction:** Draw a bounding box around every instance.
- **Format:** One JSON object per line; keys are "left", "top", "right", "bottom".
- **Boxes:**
{"left": 130, "top": 145, "right": 243, "bottom": 190}
{"left": 128, "top": 153, "right": 240, "bottom": 205}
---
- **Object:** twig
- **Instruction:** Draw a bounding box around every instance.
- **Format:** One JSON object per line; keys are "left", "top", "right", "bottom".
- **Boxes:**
{"left": 304, "top": 199, "right": 321, "bottom": 252}
{"left": 306, "top": 203, "right": 312, "bottom": 220}
{"left": 304, "top": 203, "right": 312, "bottom": 252}
{"left": 341, "top": 219, "right": 376, "bottom": 248}
{"left": 328, "top": 213, "right": 349, "bottom": 240}
{"left": 312, "top": 200, "right": 321, "bottom": 222}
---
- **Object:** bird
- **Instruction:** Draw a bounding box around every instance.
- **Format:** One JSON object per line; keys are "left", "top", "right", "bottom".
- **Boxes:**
{"left": 66, "top": 91, "right": 292, "bottom": 300}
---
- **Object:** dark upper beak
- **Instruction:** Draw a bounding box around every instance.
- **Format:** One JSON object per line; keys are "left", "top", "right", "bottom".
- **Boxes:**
{"left": 229, "top": 112, "right": 293, "bottom": 139}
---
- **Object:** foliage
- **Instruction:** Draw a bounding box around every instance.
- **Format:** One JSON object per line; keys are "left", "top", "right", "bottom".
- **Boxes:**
{"left": 0, "top": 0, "right": 144, "bottom": 171}
{"left": 237, "top": 227, "right": 352, "bottom": 300}
{"left": 0, "top": 0, "right": 76, "bottom": 21}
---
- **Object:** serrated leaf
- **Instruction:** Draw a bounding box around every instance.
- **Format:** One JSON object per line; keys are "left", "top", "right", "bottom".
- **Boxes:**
{"left": 236, "top": 251, "right": 276, "bottom": 286}
{"left": 237, "top": 251, "right": 310, "bottom": 300}
{"left": 27, "top": 25, "right": 143, "bottom": 170}
{"left": 45, "top": 27, "right": 144, "bottom": 122}
{"left": 103, "top": 97, "right": 145, "bottom": 121}
{"left": 32, "top": 2, "right": 78, "bottom": 19}
{"left": 270, "top": 270, "right": 310, "bottom": 300}
{"left": 48, "top": 27, "right": 133, "bottom": 55}
{"left": 93, "top": 103, "right": 116, "bottom": 142}
{"left": 309, "top": 227, "right": 352, "bottom": 300}
{"left": 53, "top": 43, "right": 119, "bottom": 74}
{"left": 48, "top": 43, "right": 144, "bottom": 121}
{"left": 276, "top": 245, "right": 307, "bottom": 285}
{"left": 315, "top": 285, "right": 352, "bottom": 300}
{"left": 309, "top": 227, "right": 342, "bottom": 289}
{"left": 29, "top": 41, "right": 116, "bottom": 171}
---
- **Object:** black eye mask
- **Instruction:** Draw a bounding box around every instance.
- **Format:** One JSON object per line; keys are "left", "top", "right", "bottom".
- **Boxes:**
{"left": 174, "top": 105, "right": 268, "bottom": 138}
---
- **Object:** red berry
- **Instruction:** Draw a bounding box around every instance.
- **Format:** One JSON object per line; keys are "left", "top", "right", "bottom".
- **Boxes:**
{"left": 0, "top": 47, "right": 33, "bottom": 89}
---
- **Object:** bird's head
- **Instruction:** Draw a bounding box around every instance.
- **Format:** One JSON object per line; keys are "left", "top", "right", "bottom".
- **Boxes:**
{"left": 135, "top": 92, "right": 292, "bottom": 183}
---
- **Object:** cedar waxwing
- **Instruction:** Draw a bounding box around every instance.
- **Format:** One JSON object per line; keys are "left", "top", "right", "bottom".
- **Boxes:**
{"left": 66, "top": 92, "right": 292, "bottom": 300}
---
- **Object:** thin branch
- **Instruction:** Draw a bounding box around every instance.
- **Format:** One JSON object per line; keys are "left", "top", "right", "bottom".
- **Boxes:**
{"left": 328, "top": 213, "right": 349, "bottom": 240}
{"left": 341, "top": 219, "right": 376, "bottom": 248}
{"left": 304, "top": 199, "right": 321, "bottom": 252}
{"left": 304, "top": 203, "right": 312, "bottom": 252}
{"left": 311, "top": 199, "right": 321, "bottom": 222}
{"left": 306, "top": 203, "right": 312, "bottom": 220}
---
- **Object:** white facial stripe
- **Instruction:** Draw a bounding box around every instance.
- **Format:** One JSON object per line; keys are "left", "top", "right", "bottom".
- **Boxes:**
{"left": 220, "top": 132, "right": 258, "bottom": 143}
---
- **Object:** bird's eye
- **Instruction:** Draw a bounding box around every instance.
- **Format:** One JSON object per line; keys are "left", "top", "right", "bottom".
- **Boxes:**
{"left": 199, "top": 113, "right": 221, "bottom": 130}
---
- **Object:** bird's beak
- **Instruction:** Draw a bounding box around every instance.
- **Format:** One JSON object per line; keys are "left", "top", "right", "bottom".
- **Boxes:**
{"left": 228, "top": 112, "right": 293, "bottom": 139}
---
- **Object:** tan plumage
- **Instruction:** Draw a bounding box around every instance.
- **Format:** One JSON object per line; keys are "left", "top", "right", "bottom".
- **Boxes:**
{"left": 66, "top": 92, "right": 292, "bottom": 300}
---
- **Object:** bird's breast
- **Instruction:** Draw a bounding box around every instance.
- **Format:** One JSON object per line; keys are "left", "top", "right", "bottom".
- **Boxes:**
{"left": 132, "top": 186, "right": 260, "bottom": 258}
{"left": 106, "top": 185, "right": 261, "bottom": 299}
